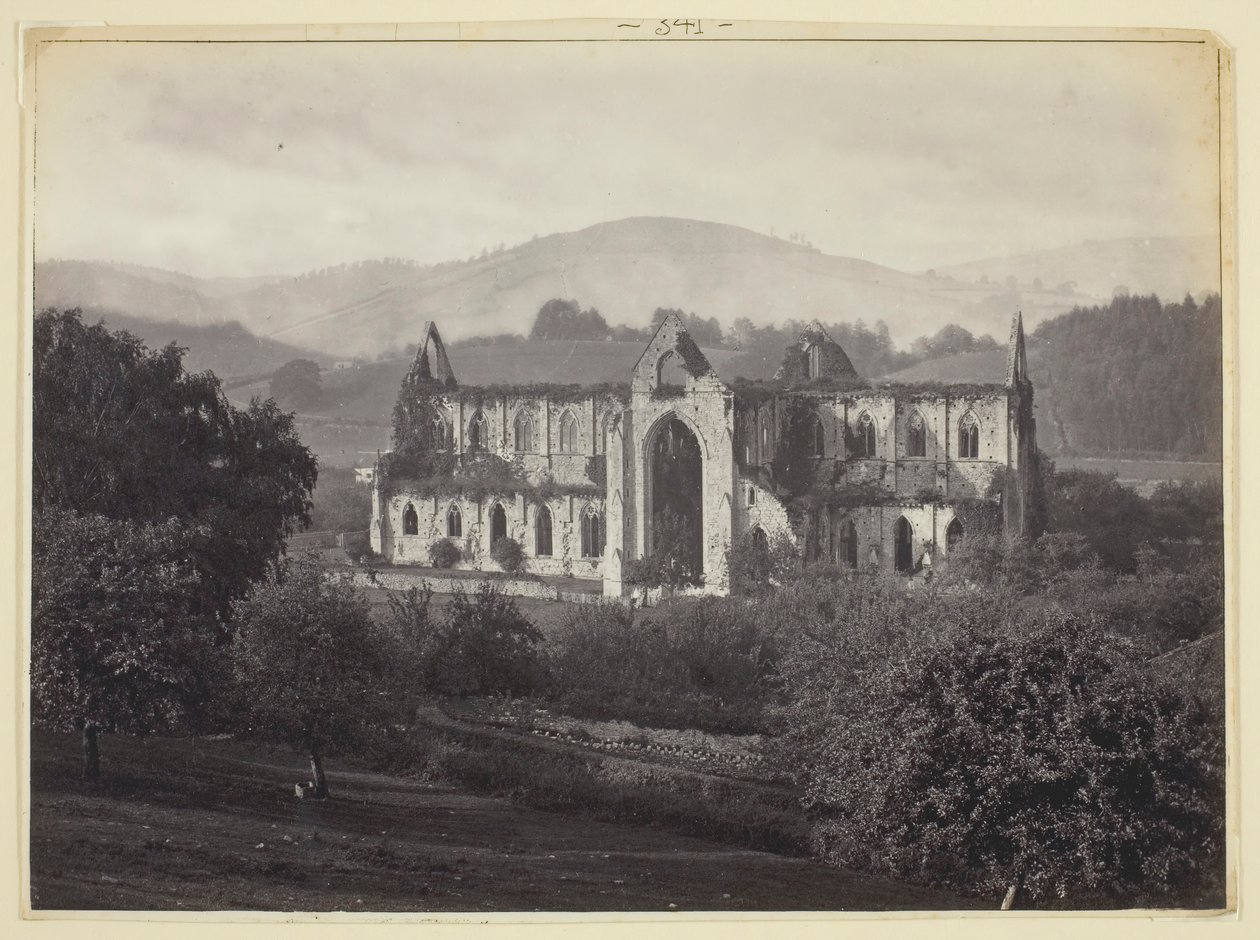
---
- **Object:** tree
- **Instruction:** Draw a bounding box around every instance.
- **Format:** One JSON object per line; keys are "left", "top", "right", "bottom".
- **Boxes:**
{"left": 411, "top": 582, "right": 543, "bottom": 697}
{"left": 33, "top": 309, "right": 318, "bottom": 617}
{"left": 230, "top": 561, "right": 397, "bottom": 798}
{"left": 31, "top": 507, "right": 221, "bottom": 779}
{"left": 269, "top": 358, "right": 323, "bottom": 408}
{"left": 529, "top": 298, "right": 610, "bottom": 341}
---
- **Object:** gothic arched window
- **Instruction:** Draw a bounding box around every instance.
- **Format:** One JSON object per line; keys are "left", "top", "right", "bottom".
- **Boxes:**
{"left": 446, "top": 504, "right": 462, "bottom": 538}
{"left": 894, "top": 516, "right": 914, "bottom": 573}
{"left": 514, "top": 411, "right": 535, "bottom": 453}
{"left": 907, "top": 411, "right": 927, "bottom": 458}
{"left": 856, "top": 412, "right": 876, "bottom": 458}
{"left": 402, "top": 503, "right": 418, "bottom": 536}
{"left": 490, "top": 503, "right": 508, "bottom": 544}
{"left": 535, "top": 504, "right": 553, "bottom": 556}
{"left": 947, "top": 517, "right": 964, "bottom": 552}
{"left": 807, "top": 343, "right": 822, "bottom": 379}
{"left": 959, "top": 413, "right": 980, "bottom": 459}
{"left": 468, "top": 412, "right": 489, "bottom": 451}
{"left": 431, "top": 414, "right": 448, "bottom": 451}
{"left": 580, "top": 505, "right": 603, "bottom": 558}
{"left": 811, "top": 414, "right": 825, "bottom": 457}
{"left": 559, "top": 411, "right": 580, "bottom": 453}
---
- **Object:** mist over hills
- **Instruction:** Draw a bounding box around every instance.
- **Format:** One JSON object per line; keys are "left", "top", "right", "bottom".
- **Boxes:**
{"left": 35, "top": 217, "right": 1221, "bottom": 367}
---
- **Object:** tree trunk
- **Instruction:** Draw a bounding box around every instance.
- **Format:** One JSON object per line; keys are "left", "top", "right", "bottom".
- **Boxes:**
{"left": 309, "top": 749, "right": 329, "bottom": 799}
{"left": 1001, "top": 882, "right": 1018, "bottom": 910}
{"left": 81, "top": 723, "right": 100, "bottom": 782}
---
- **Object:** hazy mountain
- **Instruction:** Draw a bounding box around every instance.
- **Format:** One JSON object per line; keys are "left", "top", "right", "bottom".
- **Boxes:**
{"left": 35, "top": 219, "right": 1221, "bottom": 362}
{"left": 71, "top": 309, "right": 329, "bottom": 383}
{"left": 929, "top": 236, "right": 1220, "bottom": 304}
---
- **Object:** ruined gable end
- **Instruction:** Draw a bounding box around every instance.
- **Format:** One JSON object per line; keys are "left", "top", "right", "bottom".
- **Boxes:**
{"left": 1005, "top": 311, "right": 1028, "bottom": 388}
{"left": 631, "top": 312, "right": 720, "bottom": 393}
{"left": 774, "top": 320, "right": 863, "bottom": 386}
{"left": 405, "top": 321, "right": 458, "bottom": 388}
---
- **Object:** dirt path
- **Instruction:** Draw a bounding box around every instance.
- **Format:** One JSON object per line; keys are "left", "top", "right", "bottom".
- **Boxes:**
{"left": 29, "top": 732, "right": 981, "bottom": 913}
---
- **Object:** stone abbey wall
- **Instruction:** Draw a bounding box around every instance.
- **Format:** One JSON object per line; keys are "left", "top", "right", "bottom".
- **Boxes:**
{"left": 373, "top": 313, "right": 1036, "bottom": 594}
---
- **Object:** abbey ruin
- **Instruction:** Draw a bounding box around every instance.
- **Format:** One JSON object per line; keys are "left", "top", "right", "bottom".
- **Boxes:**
{"left": 369, "top": 312, "right": 1037, "bottom": 596}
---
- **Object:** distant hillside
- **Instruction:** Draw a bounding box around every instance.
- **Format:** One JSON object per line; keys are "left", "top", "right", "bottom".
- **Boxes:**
{"left": 85, "top": 309, "right": 329, "bottom": 382}
{"left": 931, "top": 236, "right": 1219, "bottom": 305}
{"left": 37, "top": 217, "right": 1214, "bottom": 359}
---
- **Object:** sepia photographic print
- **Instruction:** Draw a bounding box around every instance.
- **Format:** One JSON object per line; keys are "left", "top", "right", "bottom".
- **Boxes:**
{"left": 20, "top": 17, "right": 1235, "bottom": 920}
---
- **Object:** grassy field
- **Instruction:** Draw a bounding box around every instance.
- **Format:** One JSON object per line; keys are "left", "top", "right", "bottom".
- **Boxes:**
{"left": 28, "top": 731, "right": 977, "bottom": 913}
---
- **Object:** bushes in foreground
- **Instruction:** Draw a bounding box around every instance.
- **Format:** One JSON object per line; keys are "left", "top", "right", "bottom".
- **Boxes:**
{"left": 769, "top": 579, "right": 1225, "bottom": 907}
{"left": 542, "top": 597, "right": 786, "bottom": 734}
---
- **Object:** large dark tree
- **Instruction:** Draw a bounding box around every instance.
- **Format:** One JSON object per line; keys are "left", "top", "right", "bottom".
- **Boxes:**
{"left": 33, "top": 309, "right": 318, "bottom": 617}
{"left": 31, "top": 507, "right": 222, "bottom": 778}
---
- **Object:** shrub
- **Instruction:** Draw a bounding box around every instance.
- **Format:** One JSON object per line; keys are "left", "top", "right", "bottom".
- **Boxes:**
{"left": 429, "top": 538, "right": 461, "bottom": 569}
{"left": 414, "top": 582, "right": 543, "bottom": 697}
{"left": 490, "top": 536, "right": 526, "bottom": 574}
{"left": 726, "top": 527, "right": 799, "bottom": 596}
{"left": 773, "top": 595, "right": 1225, "bottom": 906}
{"left": 543, "top": 596, "right": 785, "bottom": 733}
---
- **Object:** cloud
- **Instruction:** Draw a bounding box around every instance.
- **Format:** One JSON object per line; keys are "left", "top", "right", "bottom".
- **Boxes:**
{"left": 33, "top": 38, "right": 1221, "bottom": 277}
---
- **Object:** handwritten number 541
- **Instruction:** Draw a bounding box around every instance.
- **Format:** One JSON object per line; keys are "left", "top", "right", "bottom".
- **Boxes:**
{"left": 656, "top": 20, "right": 704, "bottom": 36}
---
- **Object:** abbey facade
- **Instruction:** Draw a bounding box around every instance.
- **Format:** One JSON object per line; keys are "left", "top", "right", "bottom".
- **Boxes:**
{"left": 369, "top": 312, "right": 1037, "bottom": 596}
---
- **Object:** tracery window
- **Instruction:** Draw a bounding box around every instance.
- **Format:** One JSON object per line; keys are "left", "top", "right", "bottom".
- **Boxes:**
{"left": 907, "top": 411, "right": 927, "bottom": 458}
{"left": 514, "top": 411, "right": 535, "bottom": 453}
{"left": 580, "top": 505, "right": 603, "bottom": 558}
{"left": 559, "top": 411, "right": 580, "bottom": 453}
{"left": 468, "top": 412, "right": 489, "bottom": 450}
{"left": 535, "top": 504, "right": 553, "bottom": 556}
{"left": 446, "top": 504, "right": 462, "bottom": 538}
{"left": 431, "top": 414, "right": 448, "bottom": 451}
{"left": 959, "top": 413, "right": 980, "bottom": 459}
{"left": 856, "top": 412, "right": 876, "bottom": 458}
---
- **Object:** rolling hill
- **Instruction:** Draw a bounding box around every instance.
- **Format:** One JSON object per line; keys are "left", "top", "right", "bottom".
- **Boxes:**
{"left": 35, "top": 217, "right": 1218, "bottom": 361}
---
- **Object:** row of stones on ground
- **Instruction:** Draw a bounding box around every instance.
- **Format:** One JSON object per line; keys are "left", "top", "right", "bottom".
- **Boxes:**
{"left": 472, "top": 710, "right": 766, "bottom": 766}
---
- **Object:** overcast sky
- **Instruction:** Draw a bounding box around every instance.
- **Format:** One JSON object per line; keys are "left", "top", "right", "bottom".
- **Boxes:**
{"left": 32, "top": 37, "right": 1221, "bottom": 278}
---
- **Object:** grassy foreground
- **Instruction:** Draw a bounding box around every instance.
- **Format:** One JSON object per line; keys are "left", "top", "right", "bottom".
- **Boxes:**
{"left": 29, "top": 730, "right": 979, "bottom": 913}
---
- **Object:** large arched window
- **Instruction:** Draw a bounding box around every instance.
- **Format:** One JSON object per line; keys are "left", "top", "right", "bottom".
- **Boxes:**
{"left": 514, "top": 411, "right": 535, "bottom": 453}
{"left": 431, "top": 414, "right": 448, "bottom": 451}
{"left": 856, "top": 412, "right": 876, "bottom": 458}
{"left": 807, "top": 343, "right": 822, "bottom": 379}
{"left": 811, "top": 414, "right": 825, "bottom": 457}
{"left": 402, "top": 503, "right": 418, "bottom": 536}
{"left": 558, "top": 410, "right": 580, "bottom": 453}
{"left": 535, "top": 504, "right": 553, "bottom": 556}
{"left": 468, "top": 412, "right": 489, "bottom": 450}
{"left": 907, "top": 411, "right": 927, "bottom": 458}
{"left": 946, "top": 517, "right": 964, "bottom": 552}
{"left": 446, "top": 504, "right": 462, "bottom": 538}
{"left": 580, "top": 505, "right": 603, "bottom": 558}
{"left": 959, "top": 413, "right": 980, "bottom": 459}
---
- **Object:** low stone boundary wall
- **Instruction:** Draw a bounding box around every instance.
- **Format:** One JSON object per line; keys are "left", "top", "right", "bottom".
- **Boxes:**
{"left": 338, "top": 568, "right": 607, "bottom": 604}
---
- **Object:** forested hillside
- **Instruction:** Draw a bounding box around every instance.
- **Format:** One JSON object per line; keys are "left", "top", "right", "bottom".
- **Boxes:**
{"left": 1031, "top": 294, "right": 1222, "bottom": 458}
